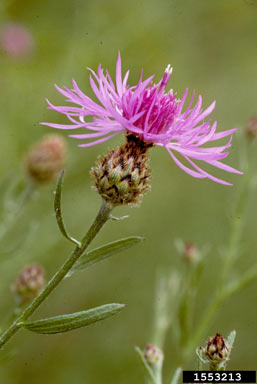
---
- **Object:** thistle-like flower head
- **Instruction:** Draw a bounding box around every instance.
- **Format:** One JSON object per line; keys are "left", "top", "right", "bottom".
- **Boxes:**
{"left": 43, "top": 53, "right": 242, "bottom": 185}
{"left": 91, "top": 134, "right": 151, "bottom": 206}
{"left": 205, "top": 333, "right": 231, "bottom": 368}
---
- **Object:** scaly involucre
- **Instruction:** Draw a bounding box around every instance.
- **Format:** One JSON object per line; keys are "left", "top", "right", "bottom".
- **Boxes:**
{"left": 42, "top": 53, "right": 242, "bottom": 185}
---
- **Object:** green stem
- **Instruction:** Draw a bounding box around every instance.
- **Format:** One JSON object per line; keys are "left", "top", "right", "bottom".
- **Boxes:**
{"left": 179, "top": 266, "right": 197, "bottom": 349}
{"left": 220, "top": 171, "right": 250, "bottom": 285}
{"left": 151, "top": 272, "right": 173, "bottom": 351}
{"left": 184, "top": 259, "right": 257, "bottom": 359}
{"left": 184, "top": 168, "right": 251, "bottom": 360}
{"left": 153, "top": 367, "right": 163, "bottom": 384}
{"left": 223, "top": 262, "right": 257, "bottom": 299}
{"left": 0, "top": 199, "right": 112, "bottom": 350}
{"left": 170, "top": 367, "right": 182, "bottom": 384}
{"left": 184, "top": 293, "right": 222, "bottom": 358}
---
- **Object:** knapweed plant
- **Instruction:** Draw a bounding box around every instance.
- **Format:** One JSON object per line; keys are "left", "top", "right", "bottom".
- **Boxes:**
{"left": 0, "top": 54, "right": 249, "bottom": 369}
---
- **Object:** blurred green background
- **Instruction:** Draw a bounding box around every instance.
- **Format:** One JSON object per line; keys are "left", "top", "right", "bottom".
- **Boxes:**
{"left": 0, "top": 0, "right": 257, "bottom": 383}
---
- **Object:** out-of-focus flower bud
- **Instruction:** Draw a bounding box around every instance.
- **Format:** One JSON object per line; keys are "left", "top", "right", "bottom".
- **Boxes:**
{"left": 183, "top": 242, "right": 199, "bottom": 262}
{"left": 25, "top": 134, "right": 66, "bottom": 184}
{"left": 0, "top": 23, "right": 34, "bottom": 59}
{"left": 204, "top": 333, "right": 231, "bottom": 369}
{"left": 91, "top": 134, "right": 151, "bottom": 206}
{"left": 12, "top": 264, "right": 45, "bottom": 304}
{"left": 245, "top": 117, "right": 257, "bottom": 140}
{"left": 143, "top": 344, "right": 164, "bottom": 367}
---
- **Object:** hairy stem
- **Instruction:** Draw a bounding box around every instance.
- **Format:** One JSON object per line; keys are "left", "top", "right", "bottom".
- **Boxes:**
{"left": 0, "top": 199, "right": 112, "bottom": 350}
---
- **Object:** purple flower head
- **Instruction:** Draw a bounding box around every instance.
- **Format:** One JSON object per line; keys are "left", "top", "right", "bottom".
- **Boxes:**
{"left": 42, "top": 53, "right": 242, "bottom": 185}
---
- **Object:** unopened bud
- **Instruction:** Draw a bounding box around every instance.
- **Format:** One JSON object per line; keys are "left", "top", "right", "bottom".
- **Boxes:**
{"left": 183, "top": 242, "right": 198, "bottom": 262}
{"left": 143, "top": 344, "right": 164, "bottom": 366}
{"left": 25, "top": 134, "right": 66, "bottom": 184}
{"left": 204, "top": 333, "right": 231, "bottom": 369}
{"left": 245, "top": 117, "right": 257, "bottom": 140}
{"left": 0, "top": 23, "right": 34, "bottom": 59}
{"left": 91, "top": 134, "right": 151, "bottom": 206}
{"left": 12, "top": 264, "right": 45, "bottom": 304}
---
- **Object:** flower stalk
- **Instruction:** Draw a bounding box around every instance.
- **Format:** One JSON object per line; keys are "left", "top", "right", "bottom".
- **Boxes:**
{"left": 183, "top": 147, "right": 253, "bottom": 360}
{"left": 151, "top": 271, "right": 180, "bottom": 350}
{"left": 0, "top": 199, "right": 112, "bottom": 350}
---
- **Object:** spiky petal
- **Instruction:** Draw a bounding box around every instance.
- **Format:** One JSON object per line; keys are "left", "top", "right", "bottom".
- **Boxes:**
{"left": 42, "top": 53, "right": 242, "bottom": 185}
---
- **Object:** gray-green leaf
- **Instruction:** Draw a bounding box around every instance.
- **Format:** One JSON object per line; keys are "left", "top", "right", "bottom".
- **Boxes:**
{"left": 20, "top": 303, "right": 125, "bottom": 334}
{"left": 135, "top": 346, "right": 158, "bottom": 384}
{"left": 54, "top": 170, "right": 81, "bottom": 247}
{"left": 227, "top": 329, "right": 236, "bottom": 349}
{"left": 67, "top": 236, "right": 144, "bottom": 277}
{"left": 170, "top": 367, "right": 182, "bottom": 384}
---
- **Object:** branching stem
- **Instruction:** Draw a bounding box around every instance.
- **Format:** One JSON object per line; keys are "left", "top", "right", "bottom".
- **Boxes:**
{"left": 0, "top": 199, "right": 112, "bottom": 350}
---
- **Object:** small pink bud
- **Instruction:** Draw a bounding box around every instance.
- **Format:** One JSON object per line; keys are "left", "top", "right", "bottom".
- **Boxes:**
{"left": 183, "top": 242, "right": 198, "bottom": 262}
{"left": 0, "top": 23, "right": 34, "bottom": 59}
{"left": 12, "top": 264, "right": 45, "bottom": 304}
{"left": 143, "top": 344, "right": 164, "bottom": 366}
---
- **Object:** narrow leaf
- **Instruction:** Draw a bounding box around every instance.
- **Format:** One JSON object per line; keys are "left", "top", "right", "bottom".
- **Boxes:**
{"left": 135, "top": 346, "right": 158, "bottom": 384}
{"left": 196, "top": 347, "right": 208, "bottom": 369}
{"left": 227, "top": 329, "right": 236, "bottom": 349}
{"left": 67, "top": 236, "right": 144, "bottom": 277}
{"left": 224, "top": 263, "right": 257, "bottom": 299}
{"left": 20, "top": 303, "right": 125, "bottom": 334}
{"left": 54, "top": 170, "right": 81, "bottom": 247}
{"left": 170, "top": 367, "right": 182, "bottom": 384}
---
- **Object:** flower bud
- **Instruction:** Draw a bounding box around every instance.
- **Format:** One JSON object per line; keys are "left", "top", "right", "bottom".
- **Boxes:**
{"left": 245, "top": 117, "right": 257, "bottom": 140}
{"left": 204, "top": 333, "right": 231, "bottom": 369}
{"left": 12, "top": 264, "right": 45, "bottom": 304}
{"left": 25, "top": 134, "right": 66, "bottom": 184}
{"left": 143, "top": 344, "right": 164, "bottom": 366}
{"left": 91, "top": 134, "right": 151, "bottom": 206}
{"left": 0, "top": 23, "right": 34, "bottom": 59}
{"left": 183, "top": 242, "right": 199, "bottom": 262}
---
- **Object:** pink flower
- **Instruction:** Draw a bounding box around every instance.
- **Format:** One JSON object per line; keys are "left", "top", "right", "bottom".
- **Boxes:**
{"left": 42, "top": 53, "right": 242, "bottom": 185}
